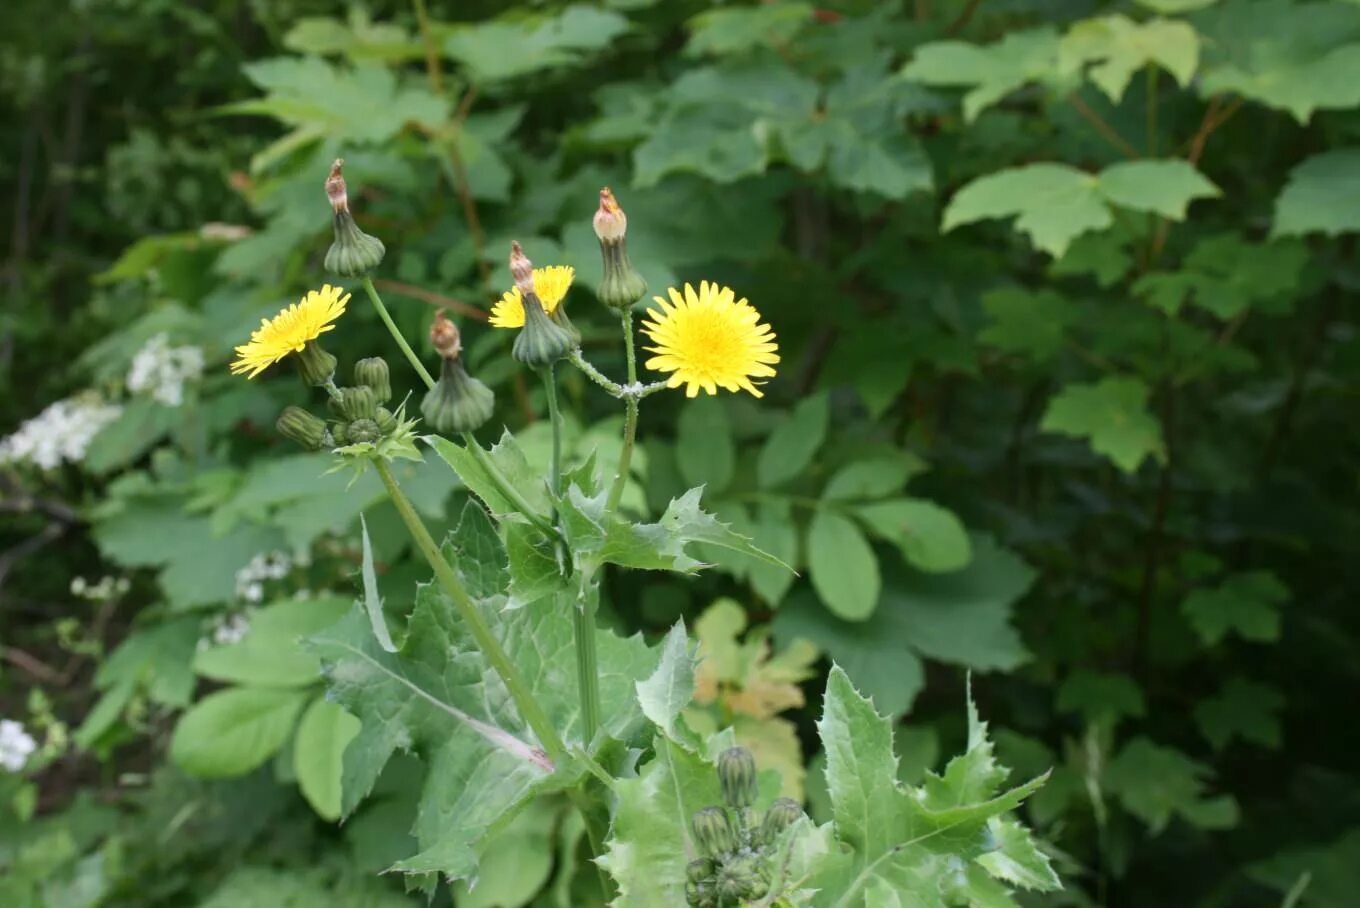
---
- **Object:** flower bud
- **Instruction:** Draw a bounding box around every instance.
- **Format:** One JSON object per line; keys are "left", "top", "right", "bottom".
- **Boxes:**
{"left": 430, "top": 310, "right": 462, "bottom": 359}
{"left": 346, "top": 418, "right": 382, "bottom": 444}
{"left": 549, "top": 299, "right": 582, "bottom": 348}
{"left": 375, "top": 406, "right": 397, "bottom": 434}
{"left": 509, "top": 241, "right": 535, "bottom": 296}
{"left": 717, "top": 854, "right": 770, "bottom": 900}
{"left": 512, "top": 288, "right": 574, "bottom": 368}
{"left": 758, "top": 797, "right": 803, "bottom": 845}
{"left": 276, "top": 406, "right": 327, "bottom": 450}
{"left": 294, "top": 340, "right": 337, "bottom": 387}
{"left": 339, "top": 385, "right": 378, "bottom": 422}
{"left": 717, "top": 747, "right": 758, "bottom": 810}
{"left": 594, "top": 188, "right": 647, "bottom": 311}
{"left": 691, "top": 807, "right": 737, "bottom": 859}
{"left": 353, "top": 357, "right": 391, "bottom": 403}
{"left": 422, "top": 357, "right": 495, "bottom": 434}
{"left": 686, "top": 859, "right": 714, "bottom": 883}
{"left": 324, "top": 159, "right": 385, "bottom": 277}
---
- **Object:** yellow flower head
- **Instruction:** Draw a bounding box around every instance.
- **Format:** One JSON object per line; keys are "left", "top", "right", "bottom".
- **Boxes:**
{"left": 230, "top": 284, "right": 349, "bottom": 378}
{"left": 641, "top": 281, "right": 779, "bottom": 398}
{"left": 489, "top": 265, "right": 575, "bottom": 328}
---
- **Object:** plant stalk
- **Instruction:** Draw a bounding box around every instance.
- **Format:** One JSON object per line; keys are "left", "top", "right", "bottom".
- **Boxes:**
{"left": 362, "top": 276, "right": 436, "bottom": 390}
{"left": 541, "top": 366, "right": 563, "bottom": 499}
{"left": 607, "top": 309, "right": 639, "bottom": 511}
{"left": 573, "top": 578, "right": 602, "bottom": 745}
{"left": 374, "top": 458, "right": 566, "bottom": 764}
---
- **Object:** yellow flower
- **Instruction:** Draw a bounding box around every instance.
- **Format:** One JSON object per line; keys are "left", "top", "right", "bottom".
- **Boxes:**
{"left": 641, "top": 281, "right": 779, "bottom": 398}
{"left": 489, "top": 265, "right": 575, "bottom": 328}
{"left": 230, "top": 284, "right": 349, "bottom": 378}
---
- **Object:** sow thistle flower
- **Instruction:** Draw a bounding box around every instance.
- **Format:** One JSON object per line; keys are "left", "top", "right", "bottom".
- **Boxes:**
{"left": 641, "top": 281, "right": 779, "bottom": 398}
{"left": 488, "top": 265, "right": 576, "bottom": 328}
{"left": 230, "top": 284, "right": 349, "bottom": 385}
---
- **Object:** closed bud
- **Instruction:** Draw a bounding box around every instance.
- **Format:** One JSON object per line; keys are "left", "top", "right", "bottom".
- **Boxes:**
{"left": 686, "top": 858, "right": 714, "bottom": 883}
{"left": 324, "top": 160, "right": 385, "bottom": 277}
{"left": 339, "top": 385, "right": 378, "bottom": 422}
{"left": 717, "top": 854, "right": 770, "bottom": 900}
{"left": 594, "top": 188, "right": 647, "bottom": 311}
{"left": 758, "top": 797, "right": 804, "bottom": 845}
{"left": 294, "top": 340, "right": 337, "bottom": 387}
{"left": 509, "top": 241, "right": 535, "bottom": 295}
{"left": 422, "top": 357, "right": 495, "bottom": 434}
{"left": 276, "top": 406, "right": 327, "bottom": 450}
{"left": 430, "top": 311, "right": 462, "bottom": 359}
{"left": 353, "top": 357, "right": 391, "bottom": 402}
{"left": 717, "top": 747, "right": 758, "bottom": 809}
{"left": 549, "top": 300, "right": 582, "bottom": 348}
{"left": 691, "top": 807, "right": 737, "bottom": 859}
{"left": 512, "top": 292, "right": 574, "bottom": 368}
{"left": 345, "top": 418, "right": 382, "bottom": 444}
{"left": 375, "top": 406, "right": 397, "bottom": 434}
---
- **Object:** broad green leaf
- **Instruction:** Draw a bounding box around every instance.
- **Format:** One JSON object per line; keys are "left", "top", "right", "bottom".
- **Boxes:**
{"left": 822, "top": 458, "right": 916, "bottom": 501}
{"left": 1195, "top": 0, "right": 1360, "bottom": 122}
{"left": 1134, "top": 233, "right": 1309, "bottom": 317}
{"left": 903, "top": 28, "right": 1060, "bottom": 121}
{"left": 194, "top": 596, "right": 350, "bottom": 687}
{"left": 979, "top": 287, "right": 1078, "bottom": 362}
{"left": 748, "top": 504, "right": 800, "bottom": 605}
{"left": 171, "top": 687, "right": 311, "bottom": 778}
{"left": 854, "top": 498, "right": 972, "bottom": 573}
{"left": 84, "top": 397, "right": 176, "bottom": 474}
{"left": 1193, "top": 677, "right": 1284, "bottom": 750}
{"left": 89, "top": 616, "right": 200, "bottom": 708}
{"left": 1040, "top": 377, "right": 1166, "bottom": 472}
{"left": 635, "top": 622, "right": 697, "bottom": 744}
{"left": 1273, "top": 148, "right": 1360, "bottom": 236}
{"left": 978, "top": 817, "right": 1063, "bottom": 891}
{"left": 944, "top": 161, "right": 1218, "bottom": 257}
{"left": 1181, "top": 570, "right": 1288, "bottom": 645}
{"left": 452, "top": 798, "right": 559, "bottom": 908}
{"left": 1057, "top": 671, "right": 1146, "bottom": 727}
{"left": 1060, "top": 15, "right": 1199, "bottom": 102}
{"left": 1106, "top": 737, "right": 1237, "bottom": 832}
{"left": 293, "top": 696, "right": 362, "bottom": 820}
{"left": 807, "top": 510, "right": 881, "bottom": 620}
{"left": 426, "top": 432, "right": 552, "bottom": 525}
{"left": 676, "top": 396, "right": 735, "bottom": 493}
{"left": 1137, "top": 0, "right": 1217, "bottom": 9}
{"left": 757, "top": 392, "right": 830, "bottom": 488}
{"left": 198, "top": 866, "right": 412, "bottom": 908}
{"left": 685, "top": 3, "right": 813, "bottom": 57}
{"left": 634, "top": 103, "right": 767, "bottom": 187}
{"left": 443, "top": 6, "right": 629, "bottom": 83}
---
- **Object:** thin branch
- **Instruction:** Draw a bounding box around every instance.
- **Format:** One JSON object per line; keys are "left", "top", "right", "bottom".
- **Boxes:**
{"left": 372, "top": 278, "right": 487, "bottom": 321}
{"left": 1, "top": 646, "right": 64, "bottom": 685}
{"left": 1068, "top": 93, "right": 1140, "bottom": 160}
{"left": 945, "top": 0, "right": 984, "bottom": 35}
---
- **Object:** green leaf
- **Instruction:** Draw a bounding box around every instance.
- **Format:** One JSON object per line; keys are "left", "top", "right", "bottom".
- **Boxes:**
{"left": 443, "top": 6, "right": 629, "bottom": 83}
{"left": 635, "top": 622, "right": 697, "bottom": 744}
{"left": 1106, "top": 737, "right": 1237, "bottom": 833}
{"left": 822, "top": 457, "right": 917, "bottom": 502}
{"left": 1193, "top": 677, "right": 1284, "bottom": 750}
{"left": 634, "top": 103, "right": 767, "bottom": 187}
{"left": 757, "top": 392, "right": 830, "bottom": 488}
{"left": 84, "top": 397, "right": 177, "bottom": 474}
{"left": 194, "top": 596, "right": 351, "bottom": 687}
{"left": 685, "top": 3, "right": 813, "bottom": 57}
{"left": 978, "top": 817, "right": 1063, "bottom": 891}
{"left": 171, "top": 687, "right": 311, "bottom": 778}
{"left": 807, "top": 510, "right": 881, "bottom": 620}
{"left": 979, "top": 287, "right": 1078, "bottom": 362}
{"left": 775, "top": 536, "right": 1033, "bottom": 716}
{"left": 293, "top": 696, "right": 362, "bottom": 820}
{"left": 358, "top": 516, "right": 397, "bottom": 653}
{"left": 944, "top": 161, "right": 1219, "bottom": 257}
{"left": 1138, "top": 0, "right": 1218, "bottom": 10}
{"left": 903, "top": 28, "right": 1060, "bottom": 121}
{"left": 1060, "top": 15, "right": 1199, "bottom": 102}
{"left": 854, "top": 498, "right": 973, "bottom": 573}
{"left": 426, "top": 431, "right": 552, "bottom": 525}
{"left": 1040, "top": 376, "right": 1166, "bottom": 472}
{"left": 1057, "top": 670, "right": 1147, "bottom": 727}
{"left": 676, "top": 396, "right": 735, "bottom": 494}
{"left": 1273, "top": 148, "right": 1360, "bottom": 237}
{"left": 452, "top": 798, "right": 559, "bottom": 908}
{"left": 1181, "top": 570, "right": 1288, "bottom": 645}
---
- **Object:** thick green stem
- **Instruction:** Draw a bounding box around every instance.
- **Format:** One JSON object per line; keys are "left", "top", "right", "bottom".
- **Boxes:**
{"left": 541, "top": 366, "right": 563, "bottom": 499}
{"left": 374, "top": 458, "right": 566, "bottom": 764}
{"left": 362, "top": 276, "right": 435, "bottom": 390}
{"left": 607, "top": 310, "right": 639, "bottom": 511}
{"left": 460, "top": 431, "right": 558, "bottom": 539}
{"left": 573, "top": 578, "right": 601, "bottom": 745}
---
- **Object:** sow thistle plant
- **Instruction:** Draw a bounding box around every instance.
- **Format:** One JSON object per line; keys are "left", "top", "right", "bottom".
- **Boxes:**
{"left": 223, "top": 160, "right": 1058, "bottom": 906}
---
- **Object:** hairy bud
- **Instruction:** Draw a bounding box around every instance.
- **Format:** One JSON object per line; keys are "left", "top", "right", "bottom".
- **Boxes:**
{"left": 338, "top": 385, "right": 378, "bottom": 422}
{"left": 717, "top": 854, "right": 770, "bottom": 900}
{"left": 324, "top": 159, "right": 386, "bottom": 277}
{"left": 276, "top": 406, "right": 327, "bottom": 450}
{"left": 758, "top": 797, "right": 804, "bottom": 845}
{"left": 353, "top": 357, "right": 392, "bottom": 403}
{"left": 293, "top": 341, "right": 337, "bottom": 387}
{"left": 691, "top": 807, "right": 737, "bottom": 859}
{"left": 717, "top": 747, "right": 758, "bottom": 810}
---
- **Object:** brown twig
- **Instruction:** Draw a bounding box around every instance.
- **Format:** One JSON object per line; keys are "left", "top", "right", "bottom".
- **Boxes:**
{"left": 411, "top": 0, "right": 443, "bottom": 94}
{"left": 1068, "top": 93, "right": 1141, "bottom": 160}
{"left": 945, "top": 0, "right": 984, "bottom": 35}
{"left": 372, "top": 278, "right": 487, "bottom": 321}
{"left": 1, "top": 646, "right": 64, "bottom": 685}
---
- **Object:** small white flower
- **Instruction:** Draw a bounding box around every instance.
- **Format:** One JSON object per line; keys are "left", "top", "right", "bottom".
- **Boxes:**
{"left": 0, "top": 719, "right": 37, "bottom": 772}
{"left": 211, "top": 613, "right": 252, "bottom": 646}
{"left": 126, "top": 333, "right": 205, "bottom": 408}
{"left": 0, "top": 395, "right": 122, "bottom": 469}
{"left": 233, "top": 550, "right": 292, "bottom": 602}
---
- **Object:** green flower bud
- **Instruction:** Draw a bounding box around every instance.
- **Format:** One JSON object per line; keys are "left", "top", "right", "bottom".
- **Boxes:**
{"left": 330, "top": 421, "right": 348, "bottom": 445}
{"left": 758, "top": 797, "right": 804, "bottom": 845}
{"left": 293, "top": 340, "right": 337, "bottom": 387}
{"left": 717, "top": 854, "right": 770, "bottom": 900}
{"left": 276, "top": 406, "right": 327, "bottom": 450}
{"left": 717, "top": 747, "right": 758, "bottom": 810}
{"left": 686, "top": 859, "right": 714, "bottom": 884}
{"left": 421, "top": 357, "right": 495, "bottom": 434}
{"left": 691, "top": 807, "right": 737, "bottom": 859}
{"left": 375, "top": 406, "right": 397, "bottom": 434}
{"left": 324, "top": 160, "right": 385, "bottom": 278}
{"left": 549, "top": 300, "right": 582, "bottom": 349}
{"left": 339, "top": 385, "right": 378, "bottom": 422}
{"left": 346, "top": 418, "right": 382, "bottom": 444}
{"left": 594, "top": 188, "right": 647, "bottom": 311}
{"left": 353, "top": 357, "right": 392, "bottom": 402}
{"left": 512, "top": 292, "right": 574, "bottom": 369}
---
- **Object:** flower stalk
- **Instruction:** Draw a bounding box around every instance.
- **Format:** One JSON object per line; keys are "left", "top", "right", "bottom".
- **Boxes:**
{"left": 362, "top": 276, "right": 436, "bottom": 390}
{"left": 607, "top": 309, "right": 640, "bottom": 512}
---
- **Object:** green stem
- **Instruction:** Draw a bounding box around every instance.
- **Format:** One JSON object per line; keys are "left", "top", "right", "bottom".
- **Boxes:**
{"left": 374, "top": 458, "right": 565, "bottom": 764}
{"left": 362, "top": 276, "right": 435, "bottom": 390}
{"left": 573, "top": 579, "right": 602, "bottom": 746}
{"left": 606, "top": 310, "right": 639, "bottom": 512}
{"left": 568, "top": 349, "right": 624, "bottom": 396}
{"left": 460, "top": 431, "right": 558, "bottom": 539}
{"left": 541, "top": 366, "right": 563, "bottom": 498}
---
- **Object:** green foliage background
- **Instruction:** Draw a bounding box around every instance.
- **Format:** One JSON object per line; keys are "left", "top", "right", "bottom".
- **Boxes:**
{"left": 2, "top": 0, "right": 1357, "bottom": 905}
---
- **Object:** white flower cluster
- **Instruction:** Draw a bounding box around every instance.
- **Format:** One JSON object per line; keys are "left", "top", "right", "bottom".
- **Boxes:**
{"left": 126, "top": 333, "right": 204, "bottom": 407}
{"left": 71, "top": 575, "right": 131, "bottom": 601}
{"left": 0, "top": 396, "right": 123, "bottom": 470}
{"left": 233, "top": 551, "right": 293, "bottom": 603}
{"left": 211, "top": 612, "right": 251, "bottom": 646}
{"left": 0, "top": 719, "right": 37, "bottom": 772}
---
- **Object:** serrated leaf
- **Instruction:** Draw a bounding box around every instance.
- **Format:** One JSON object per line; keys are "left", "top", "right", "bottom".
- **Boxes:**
{"left": 854, "top": 498, "right": 972, "bottom": 573}
{"left": 903, "top": 28, "right": 1060, "bottom": 121}
{"left": 1194, "top": 677, "right": 1284, "bottom": 750}
{"left": 1181, "top": 570, "right": 1287, "bottom": 645}
{"left": 978, "top": 818, "right": 1062, "bottom": 891}
{"left": 1040, "top": 376, "right": 1166, "bottom": 472}
{"left": 807, "top": 510, "right": 881, "bottom": 620}
{"left": 1273, "top": 148, "right": 1360, "bottom": 237}
{"left": 293, "top": 696, "right": 362, "bottom": 820}
{"left": 757, "top": 392, "right": 830, "bottom": 488}
{"left": 1106, "top": 737, "right": 1236, "bottom": 832}
{"left": 1098, "top": 160, "right": 1221, "bottom": 220}
{"left": 1060, "top": 15, "right": 1199, "bottom": 102}
{"left": 171, "top": 687, "right": 311, "bottom": 778}
{"left": 426, "top": 432, "right": 551, "bottom": 526}
{"left": 635, "top": 622, "right": 696, "bottom": 744}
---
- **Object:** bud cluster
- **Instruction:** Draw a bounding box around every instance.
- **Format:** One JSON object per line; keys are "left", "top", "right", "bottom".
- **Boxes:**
{"left": 685, "top": 746, "right": 805, "bottom": 907}
{"left": 274, "top": 356, "right": 399, "bottom": 451}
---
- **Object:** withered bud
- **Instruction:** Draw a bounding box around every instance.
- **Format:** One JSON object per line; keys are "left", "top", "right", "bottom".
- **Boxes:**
{"left": 430, "top": 310, "right": 462, "bottom": 360}
{"left": 509, "top": 241, "right": 535, "bottom": 296}
{"left": 326, "top": 159, "right": 349, "bottom": 214}
{"left": 594, "top": 187, "right": 628, "bottom": 243}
